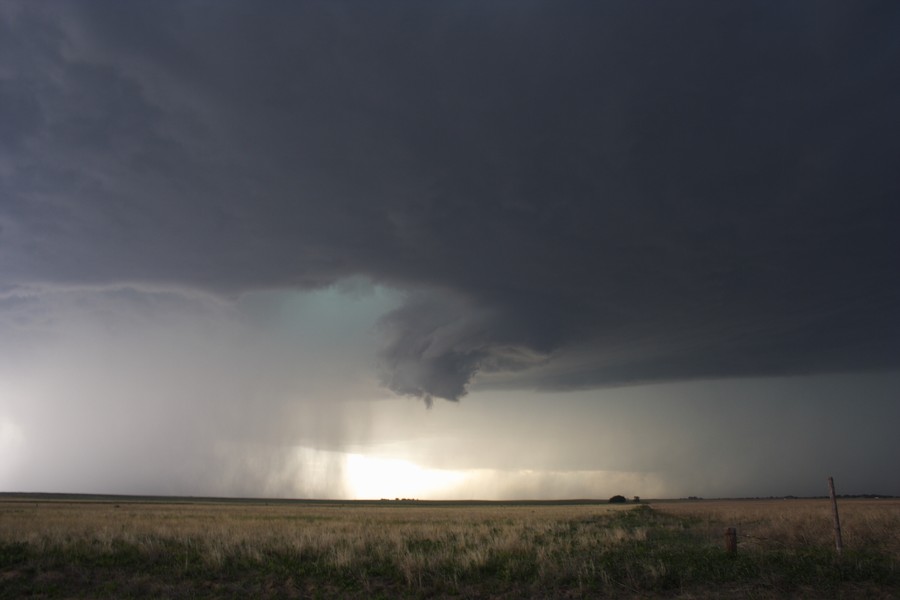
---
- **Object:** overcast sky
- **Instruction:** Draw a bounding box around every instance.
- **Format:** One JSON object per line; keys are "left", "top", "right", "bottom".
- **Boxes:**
{"left": 1, "top": 1, "right": 898, "bottom": 500}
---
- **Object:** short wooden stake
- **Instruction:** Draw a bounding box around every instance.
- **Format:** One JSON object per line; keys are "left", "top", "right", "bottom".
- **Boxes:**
{"left": 724, "top": 527, "right": 737, "bottom": 554}
{"left": 827, "top": 476, "right": 843, "bottom": 557}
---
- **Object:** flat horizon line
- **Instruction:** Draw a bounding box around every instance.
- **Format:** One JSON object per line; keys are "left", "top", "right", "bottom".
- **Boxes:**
{"left": 1, "top": 492, "right": 895, "bottom": 505}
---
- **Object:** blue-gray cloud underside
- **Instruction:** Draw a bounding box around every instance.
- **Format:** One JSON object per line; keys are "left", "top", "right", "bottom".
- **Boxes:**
{"left": 1, "top": 1, "right": 898, "bottom": 400}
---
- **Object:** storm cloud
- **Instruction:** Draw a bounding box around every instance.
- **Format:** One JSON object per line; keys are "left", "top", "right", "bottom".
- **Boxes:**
{"left": 2, "top": 1, "right": 899, "bottom": 403}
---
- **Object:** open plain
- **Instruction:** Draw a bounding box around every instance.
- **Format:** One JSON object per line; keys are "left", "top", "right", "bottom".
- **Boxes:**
{"left": 1, "top": 495, "right": 898, "bottom": 598}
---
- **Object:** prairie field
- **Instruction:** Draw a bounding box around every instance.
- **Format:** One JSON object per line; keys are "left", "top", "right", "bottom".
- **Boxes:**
{"left": 1, "top": 496, "right": 898, "bottom": 599}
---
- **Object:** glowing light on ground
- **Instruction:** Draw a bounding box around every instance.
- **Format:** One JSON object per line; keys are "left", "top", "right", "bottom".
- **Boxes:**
{"left": 343, "top": 453, "right": 469, "bottom": 500}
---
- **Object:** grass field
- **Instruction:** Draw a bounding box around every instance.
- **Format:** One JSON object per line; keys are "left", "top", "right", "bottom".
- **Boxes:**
{"left": 1, "top": 495, "right": 898, "bottom": 598}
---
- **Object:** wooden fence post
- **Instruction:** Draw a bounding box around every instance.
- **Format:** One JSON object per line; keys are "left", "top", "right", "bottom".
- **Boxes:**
{"left": 724, "top": 527, "right": 737, "bottom": 554}
{"left": 827, "top": 476, "right": 843, "bottom": 557}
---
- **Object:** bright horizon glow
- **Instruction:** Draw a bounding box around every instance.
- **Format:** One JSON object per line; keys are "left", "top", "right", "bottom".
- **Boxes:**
{"left": 343, "top": 453, "right": 469, "bottom": 500}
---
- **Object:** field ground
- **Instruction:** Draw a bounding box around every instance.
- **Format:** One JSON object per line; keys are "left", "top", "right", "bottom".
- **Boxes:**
{"left": 1, "top": 495, "right": 899, "bottom": 598}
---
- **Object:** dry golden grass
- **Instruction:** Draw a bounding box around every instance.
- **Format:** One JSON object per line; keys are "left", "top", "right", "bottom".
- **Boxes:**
{"left": 0, "top": 500, "right": 633, "bottom": 564}
{"left": 1, "top": 497, "right": 899, "bottom": 598}
{"left": 654, "top": 498, "right": 900, "bottom": 555}
{"left": 0, "top": 500, "right": 635, "bottom": 597}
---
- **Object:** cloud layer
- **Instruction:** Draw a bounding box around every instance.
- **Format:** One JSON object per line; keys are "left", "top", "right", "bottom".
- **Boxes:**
{"left": 2, "top": 2, "right": 898, "bottom": 401}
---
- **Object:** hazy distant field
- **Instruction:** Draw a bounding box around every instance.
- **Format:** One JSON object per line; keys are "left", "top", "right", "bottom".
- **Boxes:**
{"left": 1, "top": 496, "right": 898, "bottom": 598}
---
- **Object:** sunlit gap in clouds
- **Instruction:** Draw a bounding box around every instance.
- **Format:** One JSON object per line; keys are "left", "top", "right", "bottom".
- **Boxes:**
{"left": 304, "top": 441, "right": 668, "bottom": 501}
{"left": 280, "top": 446, "right": 470, "bottom": 500}
{"left": 343, "top": 453, "right": 469, "bottom": 500}
{"left": 339, "top": 451, "right": 667, "bottom": 501}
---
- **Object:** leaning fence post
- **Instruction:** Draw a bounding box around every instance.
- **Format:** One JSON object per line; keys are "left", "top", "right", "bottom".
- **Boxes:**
{"left": 827, "top": 476, "right": 843, "bottom": 557}
{"left": 724, "top": 527, "right": 737, "bottom": 554}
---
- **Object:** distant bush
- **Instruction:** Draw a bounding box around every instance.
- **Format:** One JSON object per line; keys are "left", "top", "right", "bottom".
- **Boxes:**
{"left": 608, "top": 495, "right": 627, "bottom": 504}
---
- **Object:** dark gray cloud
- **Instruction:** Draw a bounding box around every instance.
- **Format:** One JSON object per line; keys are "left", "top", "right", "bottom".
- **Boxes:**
{"left": 2, "top": 1, "right": 898, "bottom": 401}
